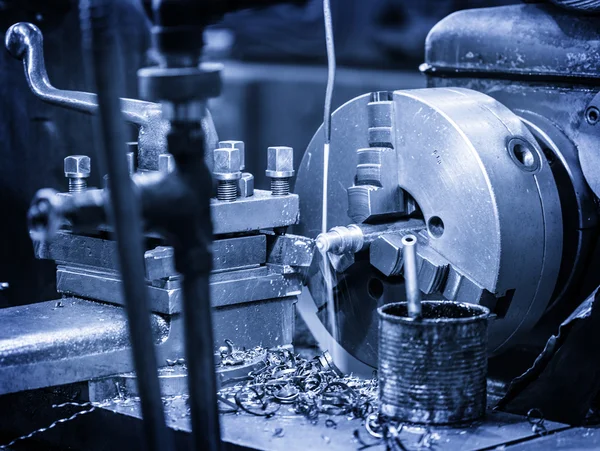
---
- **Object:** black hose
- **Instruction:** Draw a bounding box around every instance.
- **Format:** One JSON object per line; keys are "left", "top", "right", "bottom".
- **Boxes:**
{"left": 79, "top": 1, "right": 172, "bottom": 450}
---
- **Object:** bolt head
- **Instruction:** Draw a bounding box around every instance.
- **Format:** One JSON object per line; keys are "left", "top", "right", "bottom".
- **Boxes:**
{"left": 213, "top": 147, "right": 242, "bottom": 180}
{"left": 266, "top": 146, "right": 294, "bottom": 177}
{"left": 219, "top": 140, "right": 245, "bottom": 170}
{"left": 64, "top": 155, "right": 91, "bottom": 178}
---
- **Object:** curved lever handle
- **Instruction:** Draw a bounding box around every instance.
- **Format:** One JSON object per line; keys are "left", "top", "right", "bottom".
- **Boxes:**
{"left": 5, "top": 22, "right": 159, "bottom": 126}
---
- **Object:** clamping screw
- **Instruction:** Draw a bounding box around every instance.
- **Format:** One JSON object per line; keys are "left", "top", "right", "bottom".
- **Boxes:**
{"left": 266, "top": 146, "right": 294, "bottom": 196}
{"left": 64, "top": 155, "right": 91, "bottom": 193}
{"left": 213, "top": 147, "right": 242, "bottom": 202}
{"left": 218, "top": 140, "right": 245, "bottom": 171}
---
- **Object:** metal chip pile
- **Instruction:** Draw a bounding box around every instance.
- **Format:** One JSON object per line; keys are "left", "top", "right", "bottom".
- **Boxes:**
{"left": 217, "top": 346, "right": 378, "bottom": 424}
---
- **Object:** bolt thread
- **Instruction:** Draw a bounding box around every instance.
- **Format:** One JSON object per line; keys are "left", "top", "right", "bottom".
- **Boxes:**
{"left": 68, "top": 178, "right": 87, "bottom": 193}
{"left": 217, "top": 180, "right": 238, "bottom": 202}
{"left": 270, "top": 178, "right": 290, "bottom": 196}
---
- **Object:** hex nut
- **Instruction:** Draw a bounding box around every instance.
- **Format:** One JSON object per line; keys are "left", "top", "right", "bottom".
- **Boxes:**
{"left": 266, "top": 146, "right": 294, "bottom": 178}
{"left": 213, "top": 147, "right": 242, "bottom": 181}
{"left": 64, "top": 155, "right": 91, "bottom": 178}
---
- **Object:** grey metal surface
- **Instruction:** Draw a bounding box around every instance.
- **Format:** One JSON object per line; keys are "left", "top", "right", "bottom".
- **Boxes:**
{"left": 93, "top": 397, "right": 568, "bottom": 451}
{"left": 426, "top": 79, "right": 600, "bottom": 313}
{"left": 0, "top": 382, "right": 578, "bottom": 451}
{"left": 212, "top": 189, "right": 299, "bottom": 234}
{"left": 378, "top": 301, "right": 488, "bottom": 424}
{"left": 0, "top": 298, "right": 167, "bottom": 395}
{"left": 424, "top": 4, "right": 600, "bottom": 80}
{"left": 56, "top": 265, "right": 302, "bottom": 314}
{"left": 506, "top": 426, "right": 600, "bottom": 450}
{"left": 296, "top": 87, "right": 563, "bottom": 366}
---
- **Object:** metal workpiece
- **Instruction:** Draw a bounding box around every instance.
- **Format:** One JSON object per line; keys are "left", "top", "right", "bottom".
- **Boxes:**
{"left": 64, "top": 155, "right": 91, "bottom": 193}
{"left": 378, "top": 301, "right": 489, "bottom": 424}
{"left": 316, "top": 224, "right": 364, "bottom": 255}
{"left": 316, "top": 219, "right": 425, "bottom": 256}
{"left": 4, "top": 21, "right": 219, "bottom": 172}
{"left": 266, "top": 146, "right": 294, "bottom": 196}
{"left": 213, "top": 147, "right": 243, "bottom": 202}
{"left": 219, "top": 140, "right": 246, "bottom": 171}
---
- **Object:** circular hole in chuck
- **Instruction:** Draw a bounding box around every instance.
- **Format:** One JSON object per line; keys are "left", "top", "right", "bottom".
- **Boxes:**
{"left": 507, "top": 138, "right": 540, "bottom": 173}
{"left": 586, "top": 106, "right": 600, "bottom": 125}
{"left": 512, "top": 143, "right": 535, "bottom": 168}
{"left": 428, "top": 216, "right": 445, "bottom": 238}
{"left": 368, "top": 278, "right": 384, "bottom": 300}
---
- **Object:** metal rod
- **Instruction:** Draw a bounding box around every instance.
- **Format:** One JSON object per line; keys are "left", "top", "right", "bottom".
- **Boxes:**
{"left": 182, "top": 266, "right": 221, "bottom": 451}
{"left": 402, "top": 234, "right": 422, "bottom": 319}
{"left": 79, "top": 1, "right": 172, "bottom": 450}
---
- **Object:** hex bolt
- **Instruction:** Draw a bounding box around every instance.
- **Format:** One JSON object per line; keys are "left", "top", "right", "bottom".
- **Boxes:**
{"left": 213, "top": 147, "right": 242, "bottom": 202}
{"left": 266, "top": 146, "right": 294, "bottom": 196}
{"left": 64, "top": 155, "right": 91, "bottom": 193}
{"left": 218, "top": 140, "right": 245, "bottom": 171}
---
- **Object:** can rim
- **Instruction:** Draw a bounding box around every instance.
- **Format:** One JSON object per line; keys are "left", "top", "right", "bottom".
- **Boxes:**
{"left": 378, "top": 300, "right": 490, "bottom": 324}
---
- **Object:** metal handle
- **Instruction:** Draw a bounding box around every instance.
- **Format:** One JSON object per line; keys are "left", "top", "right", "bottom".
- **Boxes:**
{"left": 5, "top": 22, "right": 159, "bottom": 127}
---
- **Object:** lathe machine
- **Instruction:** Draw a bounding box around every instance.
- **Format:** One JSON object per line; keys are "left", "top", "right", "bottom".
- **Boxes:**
{"left": 2, "top": 1, "right": 600, "bottom": 450}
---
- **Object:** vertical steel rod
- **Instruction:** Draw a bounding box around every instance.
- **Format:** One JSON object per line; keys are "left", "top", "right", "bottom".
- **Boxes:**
{"left": 79, "top": 1, "right": 172, "bottom": 450}
{"left": 402, "top": 234, "right": 422, "bottom": 319}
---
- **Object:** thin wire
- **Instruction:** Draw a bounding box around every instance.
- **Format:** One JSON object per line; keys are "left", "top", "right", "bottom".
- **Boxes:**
{"left": 0, "top": 401, "right": 110, "bottom": 449}
{"left": 322, "top": 0, "right": 335, "bottom": 235}
{"left": 321, "top": 0, "right": 343, "bottom": 364}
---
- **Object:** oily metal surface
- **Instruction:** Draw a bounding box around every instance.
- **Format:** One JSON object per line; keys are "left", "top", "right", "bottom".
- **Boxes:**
{"left": 424, "top": 4, "right": 600, "bottom": 80}
{"left": 378, "top": 301, "right": 488, "bottom": 424}
{"left": 0, "top": 298, "right": 168, "bottom": 395}
{"left": 296, "top": 88, "right": 562, "bottom": 366}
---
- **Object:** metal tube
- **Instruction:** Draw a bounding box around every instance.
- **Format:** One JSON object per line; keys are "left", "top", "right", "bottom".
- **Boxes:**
{"left": 402, "top": 234, "right": 422, "bottom": 319}
{"left": 79, "top": 1, "right": 172, "bottom": 450}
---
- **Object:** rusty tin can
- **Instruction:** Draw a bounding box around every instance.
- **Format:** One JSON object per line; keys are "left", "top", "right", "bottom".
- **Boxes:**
{"left": 378, "top": 301, "right": 489, "bottom": 424}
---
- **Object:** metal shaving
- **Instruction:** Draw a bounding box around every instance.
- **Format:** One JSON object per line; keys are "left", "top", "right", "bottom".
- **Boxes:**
{"left": 217, "top": 346, "right": 378, "bottom": 425}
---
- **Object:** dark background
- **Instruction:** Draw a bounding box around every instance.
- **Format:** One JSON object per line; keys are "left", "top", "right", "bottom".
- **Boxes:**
{"left": 0, "top": 0, "right": 516, "bottom": 307}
